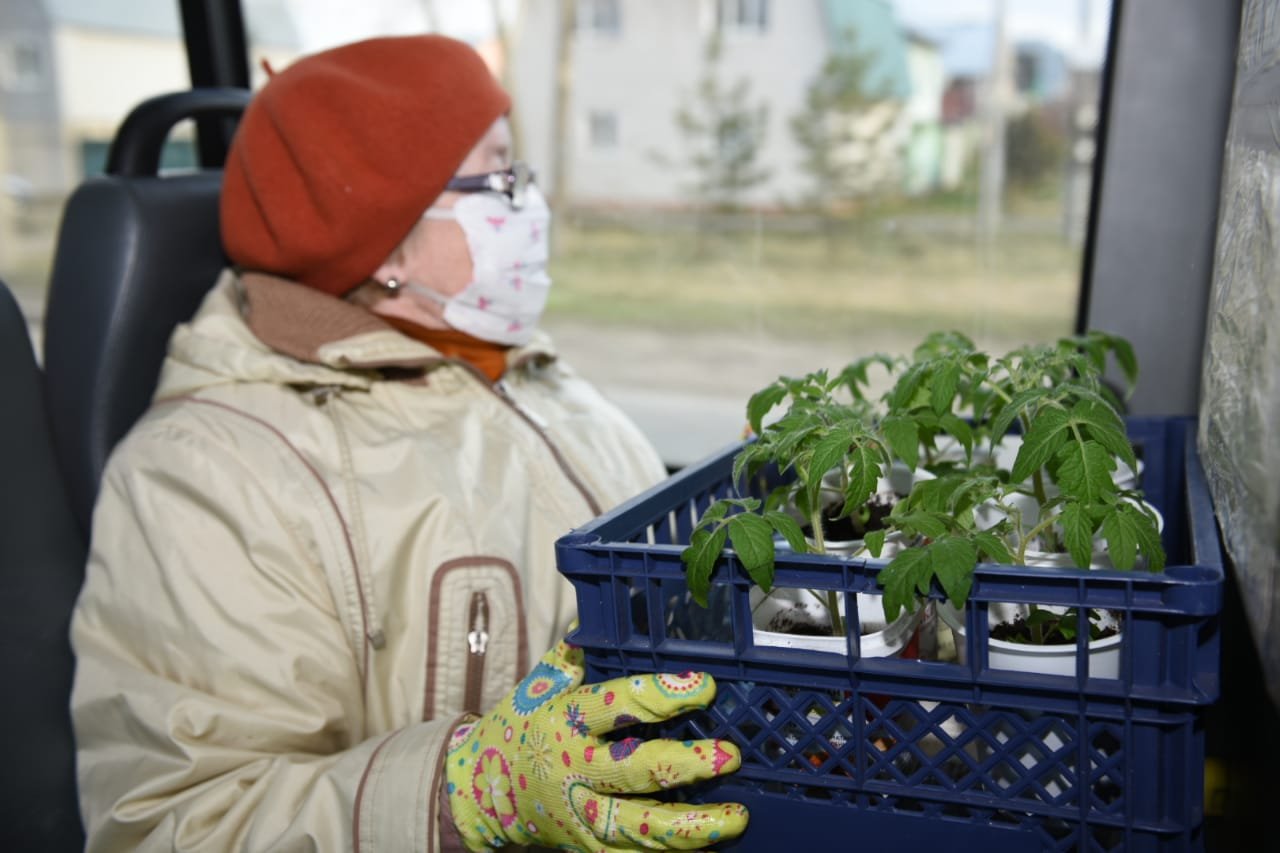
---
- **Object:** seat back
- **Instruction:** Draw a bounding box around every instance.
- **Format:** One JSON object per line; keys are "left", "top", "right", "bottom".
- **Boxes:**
{"left": 43, "top": 88, "right": 251, "bottom": 534}
{"left": 0, "top": 279, "right": 86, "bottom": 850}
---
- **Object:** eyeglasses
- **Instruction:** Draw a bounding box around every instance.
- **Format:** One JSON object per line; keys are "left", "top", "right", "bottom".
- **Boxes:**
{"left": 445, "top": 161, "right": 536, "bottom": 209}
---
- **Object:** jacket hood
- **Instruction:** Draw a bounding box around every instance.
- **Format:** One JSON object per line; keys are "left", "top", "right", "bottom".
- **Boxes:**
{"left": 155, "top": 270, "right": 558, "bottom": 399}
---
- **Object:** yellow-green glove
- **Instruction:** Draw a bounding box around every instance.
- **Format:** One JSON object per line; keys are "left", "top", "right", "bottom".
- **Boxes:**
{"left": 444, "top": 637, "right": 748, "bottom": 851}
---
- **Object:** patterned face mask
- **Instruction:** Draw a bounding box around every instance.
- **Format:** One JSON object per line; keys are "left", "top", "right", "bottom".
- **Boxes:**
{"left": 417, "top": 184, "right": 552, "bottom": 346}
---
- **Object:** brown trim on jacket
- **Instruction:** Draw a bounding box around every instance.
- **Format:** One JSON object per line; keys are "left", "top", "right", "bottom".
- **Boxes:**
{"left": 236, "top": 269, "right": 558, "bottom": 372}
{"left": 352, "top": 729, "right": 401, "bottom": 853}
{"left": 241, "top": 272, "right": 398, "bottom": 365}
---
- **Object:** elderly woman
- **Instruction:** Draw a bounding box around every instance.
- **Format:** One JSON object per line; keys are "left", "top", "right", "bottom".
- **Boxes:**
{"left": 70, "top": 34, "right": 747, "bottom": 851}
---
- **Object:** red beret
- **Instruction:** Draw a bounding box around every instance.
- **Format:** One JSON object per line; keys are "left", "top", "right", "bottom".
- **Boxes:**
{"left": 221, "top": 34, "right": 511, "bottom": 296}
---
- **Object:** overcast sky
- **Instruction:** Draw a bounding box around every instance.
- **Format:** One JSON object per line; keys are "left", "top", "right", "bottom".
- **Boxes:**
{"left": 894, "top": 0, "right": 1113, "bottom": 65}
{"left": 283, "top": 0, "right": 1114, "bottom": 67}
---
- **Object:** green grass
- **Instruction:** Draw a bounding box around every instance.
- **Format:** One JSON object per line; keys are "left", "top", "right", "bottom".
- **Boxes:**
{"left": 547, "top": 209, "right": 1081, "bottom": 348}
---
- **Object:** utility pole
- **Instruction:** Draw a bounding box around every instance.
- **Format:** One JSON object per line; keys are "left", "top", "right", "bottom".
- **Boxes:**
{"left": 1063, "top": 0, "right": 1095, "bottom": 247}
{"left": 551, "top": 0, "right": 576, "bottom": 213}
{"left": 977, "top": 0, "right": 1009, "bottom": 248}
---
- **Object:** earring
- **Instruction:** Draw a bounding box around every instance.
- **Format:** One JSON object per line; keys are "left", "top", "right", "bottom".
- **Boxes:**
{"left": 383, "top": 277, "right": 403, "bottom": 295}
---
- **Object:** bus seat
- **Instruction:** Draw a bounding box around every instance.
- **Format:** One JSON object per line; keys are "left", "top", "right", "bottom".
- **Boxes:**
{"left": 43, "top": 88, "right": 250, "bottom": 535}
{"left": 0, "top": 279, "right": 86, "bottom": 850}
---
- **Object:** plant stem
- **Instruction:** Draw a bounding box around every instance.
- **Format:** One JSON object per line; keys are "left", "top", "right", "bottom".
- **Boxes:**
{"left": 1032, "top": 468, "right": 1049, "bottom": 510}
{"left": 809, "top": 505, "right": 845, "bottom": 637}
{"left": 1017, "top": 515, "right": 1059, "bottom": 565}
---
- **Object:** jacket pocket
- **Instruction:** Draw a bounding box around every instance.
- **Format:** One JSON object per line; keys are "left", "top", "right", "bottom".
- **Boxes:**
{"left": 424, "top": 558, "right": 528, "bottom": 720}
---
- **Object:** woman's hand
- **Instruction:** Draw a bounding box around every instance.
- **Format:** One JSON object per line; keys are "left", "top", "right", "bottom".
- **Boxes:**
{"left": 444, "top": 637, "right": 748, "bottom": 851}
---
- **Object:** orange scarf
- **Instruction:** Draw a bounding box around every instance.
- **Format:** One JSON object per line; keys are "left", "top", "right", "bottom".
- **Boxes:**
{"left": 383, "top": 317, "right": 510, "bottom": 383}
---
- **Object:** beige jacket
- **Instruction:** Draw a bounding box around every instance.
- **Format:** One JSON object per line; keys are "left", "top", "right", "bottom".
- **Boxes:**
{"left": 70, "top": 271, "right": 667, "bottom": 851}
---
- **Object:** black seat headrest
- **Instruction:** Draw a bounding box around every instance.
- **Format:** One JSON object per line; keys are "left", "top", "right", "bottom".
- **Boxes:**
{"left": 43, "top": 88, "right": 251, "bottom": 534}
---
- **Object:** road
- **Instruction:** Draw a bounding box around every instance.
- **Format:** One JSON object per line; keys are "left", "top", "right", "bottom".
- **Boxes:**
{"left": 542, "top": 318, "right": 905, "bottom": 467}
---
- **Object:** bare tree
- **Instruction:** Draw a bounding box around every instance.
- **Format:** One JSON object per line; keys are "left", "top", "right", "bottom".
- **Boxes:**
{"left": 489, "top": 0, "right": 525, "bottom": 158}
{"left": 790, "top": 34, "right": 896, "bottom": 213}
{"left": 549, "top": 0, "right": 577, "bottom": 215}
{"left": 670, "top": 35, "right": 772, "bottom": 213}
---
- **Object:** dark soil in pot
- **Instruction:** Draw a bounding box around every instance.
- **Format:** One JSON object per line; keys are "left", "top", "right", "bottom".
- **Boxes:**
{"left": 989, "top": 613, "right": 1120, "bottom": 645}
{"left": 802, "top": 490, "right": 897, "bottom": 542}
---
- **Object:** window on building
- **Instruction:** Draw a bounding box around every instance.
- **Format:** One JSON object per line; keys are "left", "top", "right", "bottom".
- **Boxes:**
{"left": 579, "top": 0, "right": 622, "bottom": 36}
{"left": 718, "top": 0, "right": 769, "bottom": 34}
{"left": 589, "top": 111, "right": 618, "bottom": 148}
{"left": 2, "top": 39, "right": 42, "bottom": 91}
{"left": 1016, "top": 51, "right": 1037, "bottom": 95}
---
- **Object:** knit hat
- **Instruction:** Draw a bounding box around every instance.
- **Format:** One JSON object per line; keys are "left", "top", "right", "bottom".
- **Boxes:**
{"left": 221, "top": 34, "right": 511, "bottom": 297}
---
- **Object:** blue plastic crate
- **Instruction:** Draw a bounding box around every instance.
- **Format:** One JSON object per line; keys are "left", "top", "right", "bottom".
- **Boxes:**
{"left": 556, "top": 417, "right": 1222, "bottom": 852}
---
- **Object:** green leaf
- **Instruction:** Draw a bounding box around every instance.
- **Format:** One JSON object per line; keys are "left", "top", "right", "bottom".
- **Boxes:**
{"left": 1060, "top": 502, "right": 1097, "bottom": 569}
{"left": 881, "top": 415, "right": 919, "bottom": 471}
{"left": 991, "top": 387, "right": 1052, "bottom": 440}
{"left": 889, "top": 362, "right": 927, "bottom": 410}
{"left": 727, "top": 513, "right": 778, "bottom": 591}
{"left": 844, "top": 441, "right": 884, "bottom": 510}
{"left": 732, "top": 441, "right": 772, "bottom": 487}
{"left": 1131, "top": 507, "right": 1166, "bottom": 572}
{"left": 973, "top": 531, "right": 1014, "bottom": 564}
{"left": 746, "top": 383, "right": 788, "bottom": 435}
{"left": 865, "top": 529, "right": 886, "bottom": 557}
{"left": 1101, "top": 509, "right": 1138, "bottom": 570}
{"left": 879, "top": 547, "right": 930, "bottom": 622}
{"left": 907, "top": 477, "right": 961, "bottom": 513}
{"left": 1011, "top": 406, "right": 1071, "bottom": 483}
{"left": 1111, "top": 336, "right": 1139, "bottom": 388}
{"left": 696, "top": 499, "right": 732, "bottom": 530}
{"left": 894, "top": 511, "right": 948, "bottom": 540}
{"left": 930, "top": 361, "right": 961, "bottom": 415}
{"left": 1025, "top": 608, "right": 1057, "bottom": 627}
{"left": 681, "top": 526, "right": 727, "bottom": 607}
{"left": 1054, "top": 440, "right": 1117, "bottom": 503}
{"left": 939, "top": 413, "right": 974, "bottom": 459}
{"left": 764, "top": 510, "right": 808, "bottom": 554}
{"left": 928, "top": 537, "right": 976, "bottom": 607}
{"left": 1073, "top": 402, "right": 1139, "bottom": 474}
{"left": 838, "top": 354, "right": 896, "bottom": 400}
{"left": 808, "top": 428, "right": 856, "bottom": 495}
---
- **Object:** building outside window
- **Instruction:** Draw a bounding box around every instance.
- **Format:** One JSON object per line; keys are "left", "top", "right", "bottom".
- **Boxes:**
{"left": 579, "top": 0, "right": 622, "bottom": 36}
{"left": 718, "top": 0, "right": 769, "bottom": 34}
{"left": 588, "top": 110, "right": 618, "bottom": 149}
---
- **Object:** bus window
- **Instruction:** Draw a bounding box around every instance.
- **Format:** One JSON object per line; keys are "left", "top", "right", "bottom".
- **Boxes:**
{"left": 0, "top": 0, "right": 216, "bottom": 353}
{"left": 1, "top": 0, "right": 1115, "bottom": 467}
{"left": 435, "top": 0, "right": 1107, "bottom": 465}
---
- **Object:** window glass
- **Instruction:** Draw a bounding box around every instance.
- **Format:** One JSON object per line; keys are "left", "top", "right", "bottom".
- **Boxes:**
{"left": 588, "top": 110, "right": 618, "bottom": 149}
{"left": 719, "top": 0, "right": 770, "bottom": 34}
{"left": 0, "top": 0, "right": 198, "bottom": 356}
{"left": 2, "top": 0, "right": 1107, "bottom": 467}
{"left": 234, "top": 0, "right": 1114, "bottom": 466}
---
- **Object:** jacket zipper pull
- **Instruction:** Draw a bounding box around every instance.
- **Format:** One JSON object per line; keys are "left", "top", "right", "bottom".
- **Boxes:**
{"left": 464, "top": 592, "right": 490, "bottom": 712}
{"left": 468, "top": 593, "right": 489, "bottom": 655}
{"left": 494, "top": 380, "right": 549, "bottom": 429}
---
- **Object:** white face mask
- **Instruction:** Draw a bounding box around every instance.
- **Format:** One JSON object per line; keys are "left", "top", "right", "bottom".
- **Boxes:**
{"left": 415, "top": 184, "right": 552, "bottom": 346}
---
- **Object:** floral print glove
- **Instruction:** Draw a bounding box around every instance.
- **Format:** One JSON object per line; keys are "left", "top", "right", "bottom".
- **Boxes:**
{"left": 444, "top": 636, "right": 749, "bottom": 851}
